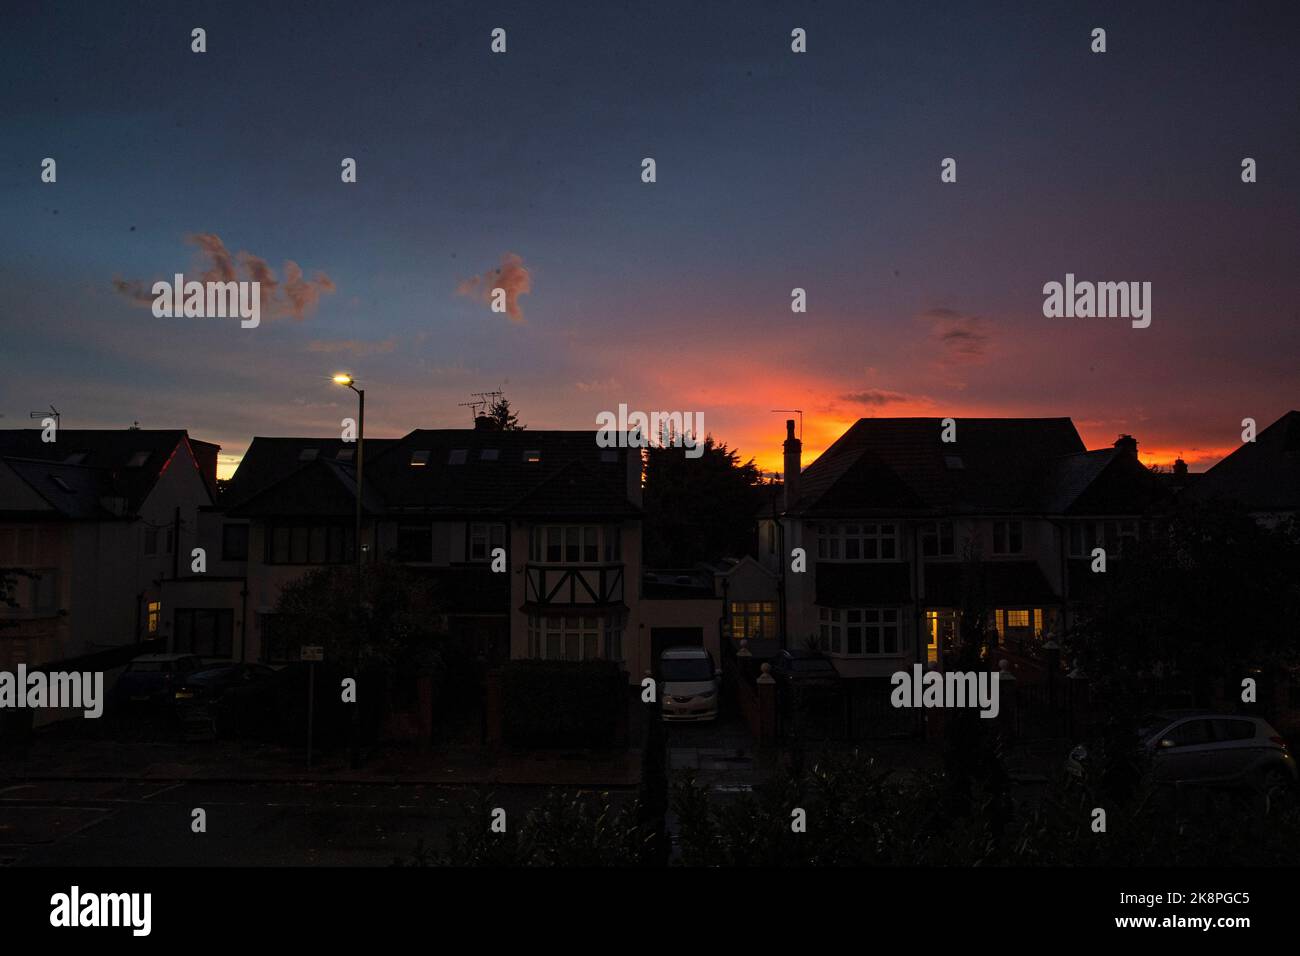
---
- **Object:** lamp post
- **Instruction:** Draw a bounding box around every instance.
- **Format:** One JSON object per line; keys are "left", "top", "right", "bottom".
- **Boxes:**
{"left": 333, "top": 372, "right": 364, "bottom": 768}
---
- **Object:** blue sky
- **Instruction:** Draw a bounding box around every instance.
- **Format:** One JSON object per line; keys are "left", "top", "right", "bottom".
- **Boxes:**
{"left": 2, "top": 0, "right": 1297, "bottom": 475}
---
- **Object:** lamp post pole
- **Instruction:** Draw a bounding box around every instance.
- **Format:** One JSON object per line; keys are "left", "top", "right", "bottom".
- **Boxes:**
{"left": 334, "top": 373, "right": 366, "bottom": 770}
{"left": 351, "top": 384, "right": 364, "bottom": 769}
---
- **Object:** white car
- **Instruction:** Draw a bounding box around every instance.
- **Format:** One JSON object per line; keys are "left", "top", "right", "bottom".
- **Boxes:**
{"left": 659, "top": 646, "right": 720, "bottom": 722}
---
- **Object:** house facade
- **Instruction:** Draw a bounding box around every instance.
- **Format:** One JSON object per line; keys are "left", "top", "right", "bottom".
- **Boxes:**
{"left": 749, "top": 417, "right": 1169, "bottom": 678}
{"left": 0, "top": 429, "right": 219, "bottom": 669}
{"left": 167, "top": 421, "right": 720, "bottom": 681}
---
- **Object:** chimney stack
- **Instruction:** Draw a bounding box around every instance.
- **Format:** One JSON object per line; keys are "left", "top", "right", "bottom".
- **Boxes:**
{"left": 474, "top": 414, "right": 500, "bottom": 431}
{"left": 1173, "top": 458, "right": 1188, "bottom": 478}
{"left": 1114, "top": 434, "right": 1138, "bottom": 458}
{"left": 782, "top": 419, "right": 801, "bottom": 512}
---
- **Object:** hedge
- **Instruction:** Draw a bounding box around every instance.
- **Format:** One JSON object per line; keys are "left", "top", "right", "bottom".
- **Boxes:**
{"left": 500, "top": 659, "right": 626, "bottom": 749}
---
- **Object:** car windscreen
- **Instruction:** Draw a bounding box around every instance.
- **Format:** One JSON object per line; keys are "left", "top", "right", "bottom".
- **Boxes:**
{"left": 661, "top": 660, "right": 713, "bottom": 682}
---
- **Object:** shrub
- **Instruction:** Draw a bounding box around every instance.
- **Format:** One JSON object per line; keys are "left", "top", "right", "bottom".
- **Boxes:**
{"left": 500, "top": 659, "right": 625, "bottom": 749}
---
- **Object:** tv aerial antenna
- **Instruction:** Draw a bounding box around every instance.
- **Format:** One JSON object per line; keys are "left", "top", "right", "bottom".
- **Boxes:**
{"left": 770, "top": 409, "right": 803, "bottom": 440}
{"left": 30, "top": 404, "right": 60, "bottom": 428}
{"left": 458, "top": 390, "right": 504, "bottom": 424}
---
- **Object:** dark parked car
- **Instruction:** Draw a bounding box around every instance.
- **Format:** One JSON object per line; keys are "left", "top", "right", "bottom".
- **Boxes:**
{"left": 174, "top": 663, "right": 279, "bottom": 739}
{"left": 1068, "top": 710, "right": 1298, "bottom": 797}
{"left": 111, "top": 654, "right": 204, "bottom": 707}
{"left": 173, "top": 662, "right": 277, "bottom": 705}
{"left": 770, "top": 649, "right": 841, "bottom": 688}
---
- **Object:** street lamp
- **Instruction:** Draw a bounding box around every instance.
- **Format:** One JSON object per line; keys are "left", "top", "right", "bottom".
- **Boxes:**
{"left": 334, "top": 372, "right": 364, "bottom": 768}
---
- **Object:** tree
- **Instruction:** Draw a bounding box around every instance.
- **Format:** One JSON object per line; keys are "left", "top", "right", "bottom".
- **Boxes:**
{"left": 488, "top": 395, "right": 523, "bottom": 431}
{"left": 642, "top": 436, "right": 766, "bottom": 566}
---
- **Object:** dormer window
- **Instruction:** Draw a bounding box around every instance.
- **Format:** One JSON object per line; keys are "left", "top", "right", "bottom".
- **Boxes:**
{"left": 409, "top": 450, "right": 431, "bottom": 467}
{"left": 448, "top": 449, "right": 468, "bottom": 465}
{"left": 126, "top": 451, "right": 150, "bottom": 468}
{"left": 480, "top": 449, "right": 499, "bottom": 461}
{"left": 523, "top": 450, "right": 541, "bottom": 464}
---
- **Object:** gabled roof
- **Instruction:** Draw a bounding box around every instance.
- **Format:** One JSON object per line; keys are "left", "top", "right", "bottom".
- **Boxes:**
{"left": 791, "top": 418, "right": 1085, "bottom": 516}
{"left": 1036, "top": 447, "right": 1169, "bottom": 515}
{"left": 224, "top": 429, "right": 639, "bottom": 519}
{"left": 1186, "top": 410, "right": 1300, "bottom": 513}
{"left": 367, "top": 429, "right": 636, "bottom": 517}
{"left": 225, "top": 457, "right": 385, "bottom": 518}
{"left": 0, "top": 459, "right": 112, "bottom": 519}
{"left": 221, "top": 437, "right": 399, "bottom": 508}
{"left": 0, "top": 428, "right": 210, "bottom": 516}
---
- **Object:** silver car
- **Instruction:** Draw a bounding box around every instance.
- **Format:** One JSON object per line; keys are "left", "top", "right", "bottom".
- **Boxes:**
{"left": 1068, "top": 710, "right": 1298, "bottom": 795}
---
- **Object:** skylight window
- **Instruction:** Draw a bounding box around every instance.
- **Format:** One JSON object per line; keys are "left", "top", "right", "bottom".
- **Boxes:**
{"left": 523, "top": 450, "right": 541, "bottom": 464}
{"left": 448, "top": 449, "right": 468, "bottom": 465}
{"left": 335, "top": 448, "right": 355, "bottom": 461}
{"left": 480, "top": 449, "right": 499, "bottom": 461}
{"left": 126, "top": 451, "right": 150, "bottom": 468}
{"left": 63, "top": 452, "right": 87, "bottom": 465}
{"left": 298, "top": 448, "right": 319, "bottom": 461}
{"left": 50, "top": 475, "right": 73, "bottom": 492}
{"left": 410, "top": 450, "right": 431, "bottom": 467}
{"left": 944, "top": 455, "right": 964, "bottom": 470}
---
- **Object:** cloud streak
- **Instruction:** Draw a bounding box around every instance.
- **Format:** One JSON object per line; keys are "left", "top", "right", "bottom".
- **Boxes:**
{"left": 113, "top": 233, "right": 336, "bottom": 321}
{"left": 456, "top": 252, "right": 532, "bottom": 323}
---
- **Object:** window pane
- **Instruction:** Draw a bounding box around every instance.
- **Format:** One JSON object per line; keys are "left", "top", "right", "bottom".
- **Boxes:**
{"left": 565, "top": 527, "right": 579, "bottom": 562}
{"left": 309, "top": 526, "right": 327, "bottom": 563}
{"left": 880, "top": 539, "right": 895, "bottom": 559}
{"left": 845, "top": 539, "right": 860, "bottom": 559}
{"left": 847, "top": 627, "right": 862, "bottom": 655}
{"left": 546, "top": 528, "right": 561, "bottom": 562}
{"left": 583, "top": 527, "right": 598, "bottom": 562}
{"left": 291, "top": 526, "right": 309, "bottom": 562}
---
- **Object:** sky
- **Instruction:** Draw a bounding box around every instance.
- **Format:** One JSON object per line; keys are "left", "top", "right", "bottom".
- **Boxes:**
{"left": 2, "top": 0, "right": 1297, "bottom": 479}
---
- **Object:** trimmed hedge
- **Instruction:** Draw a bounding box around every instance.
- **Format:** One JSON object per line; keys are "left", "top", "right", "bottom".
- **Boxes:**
{"left": 500, "top": 659, "right": 626, "bottom": 749}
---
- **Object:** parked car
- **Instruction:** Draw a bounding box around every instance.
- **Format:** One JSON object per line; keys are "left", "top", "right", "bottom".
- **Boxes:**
{"left": 174, "top": 663, "right": 281, "bottom": 739}
{"left": 111, "top": 654, "right": 204, "bottom": 707}
{"left": 1067, "top": 710, "right": 1298, "bottom": 795}
{"left": 770, "top": 649, "right": 841, "bottom": 688}
{"left": 659, "top": 647, "right": 720, "bottom": 722}
{"left": 173, "top": 662, "right": 277, "bottom": 705}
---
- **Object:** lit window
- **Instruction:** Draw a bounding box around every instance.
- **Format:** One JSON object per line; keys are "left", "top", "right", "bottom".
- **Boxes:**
{"left": 727, "top": 602, "right": 777, "bottom": 641}
{"left": 147, "top": 601, "right": 161, "bottom": 635}
{"left": 524, "top": 450, "right": 541, "bottom": 463}
{"left": 409, "top": 450, "right": 430, "bottom": 467}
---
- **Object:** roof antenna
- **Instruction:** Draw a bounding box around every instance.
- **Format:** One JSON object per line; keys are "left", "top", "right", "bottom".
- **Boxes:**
{"left": 770, "top": 409, "right": 803, "bottom": 440}
{"left": 459, "top": 390, "right": 504, "bottom": 424}
{"left": 30, "top": 404, "right": 60, "bottom": 428}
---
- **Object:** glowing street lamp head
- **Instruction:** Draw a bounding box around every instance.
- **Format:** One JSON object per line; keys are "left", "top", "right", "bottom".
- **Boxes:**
{"left": 332, "top": 373, "right": 354, "bottom": 387}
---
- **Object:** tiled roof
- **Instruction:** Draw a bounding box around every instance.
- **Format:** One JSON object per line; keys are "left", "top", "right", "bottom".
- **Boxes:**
{"left": 792, "top": 418, "right": 1085, "bottom": 516}
{"left": 0, "top": 428, "right": 210, "bottom": 516}
{"left": 225, "top": 429, "right": 638, "bottom": 519}
{"left": 922, "top": 560, "right": 1060, "bottom": 606}
{"left": 1186, "top": 410, "right": 1300, "bottom": 512}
